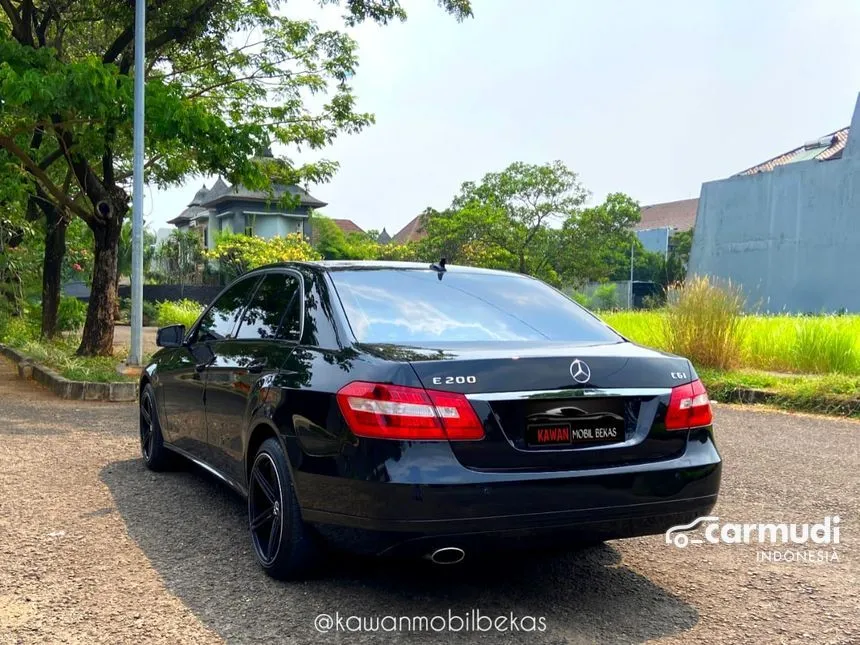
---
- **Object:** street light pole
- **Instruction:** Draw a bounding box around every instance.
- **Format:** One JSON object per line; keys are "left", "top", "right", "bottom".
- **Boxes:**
{"left": 129, "top": 0, "right": 145, "bottom": 365}
{"left": 629, "top": 239, "right": 634, "bottom": 310}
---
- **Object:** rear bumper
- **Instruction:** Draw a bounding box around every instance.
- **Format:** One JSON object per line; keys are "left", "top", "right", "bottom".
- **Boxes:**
{"left": 297, "top": 430, "right": 721, "bottom": 556}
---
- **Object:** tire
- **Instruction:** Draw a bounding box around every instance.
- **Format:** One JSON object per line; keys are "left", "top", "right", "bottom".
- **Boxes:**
{"left": 139, "top": 383, "right": 173, "bottom": 471}
{"left": 248, "top": 437, "right": 319, "bottom": 580}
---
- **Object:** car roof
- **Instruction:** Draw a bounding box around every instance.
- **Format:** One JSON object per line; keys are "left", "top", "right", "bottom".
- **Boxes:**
{"left": 255, "top": 260, "right": 526, "bottom": 277}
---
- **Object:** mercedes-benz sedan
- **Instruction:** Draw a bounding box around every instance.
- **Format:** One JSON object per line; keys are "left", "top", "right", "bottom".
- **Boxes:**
{"left": 140, "top": 261, "right": 721, "bottom": 579}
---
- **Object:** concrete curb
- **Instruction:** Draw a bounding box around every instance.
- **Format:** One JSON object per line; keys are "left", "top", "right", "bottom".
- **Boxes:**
{"left": 0, "top": 344, "right": 138, "bottom": 402}
{"left": 713, "top": 385, "right": 860, "bottom": 415}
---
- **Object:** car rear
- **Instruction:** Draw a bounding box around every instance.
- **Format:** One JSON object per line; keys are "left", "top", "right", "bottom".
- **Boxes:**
{"left": 310, "top": 264, "right": 721, "bottom": 558}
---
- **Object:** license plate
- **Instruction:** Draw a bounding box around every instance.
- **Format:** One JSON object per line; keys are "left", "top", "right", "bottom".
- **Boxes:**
{"left": 526, "top": 419, "right": 624, "bottom": 447}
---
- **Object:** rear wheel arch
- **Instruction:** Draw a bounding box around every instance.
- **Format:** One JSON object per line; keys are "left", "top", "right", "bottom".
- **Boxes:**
{"left": 245, "top": 421, "right": 292, "bottom": 485}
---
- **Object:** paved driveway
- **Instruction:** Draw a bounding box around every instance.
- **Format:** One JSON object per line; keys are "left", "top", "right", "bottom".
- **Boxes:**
{"left": 0, "top": 357, "right": 857, "bottom": 644}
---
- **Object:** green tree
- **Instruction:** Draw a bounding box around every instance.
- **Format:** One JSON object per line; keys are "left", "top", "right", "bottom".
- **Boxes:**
{"left": 0, "top": 0, "right": 471, "bottom": 355}
{"left": 117, "top": 220, "right": 156, "bottom": 282}
{"left": 156, "top": 229, "right": 204, "bottom": 288}
{"left": 667, "top": 229, "right": 693, "bottom": 283}
{"left": 450, "top": 161, "right": 588, "bottom": 274}
{"left": 310, "top": 215, "right": 351, "bottom": 260}
{"left": 556, "top": 192, "right": 642, "bottom": 285}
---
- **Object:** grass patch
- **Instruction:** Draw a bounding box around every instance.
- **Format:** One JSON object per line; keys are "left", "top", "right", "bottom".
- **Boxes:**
{"left": 1, "top": 317, "right": 142, "bottom": 382}
{"left": 699, "top": 369, "right": 860, "bottom": 418}
{"left": 10, "top": 337, "right": 139, "bottom": 382}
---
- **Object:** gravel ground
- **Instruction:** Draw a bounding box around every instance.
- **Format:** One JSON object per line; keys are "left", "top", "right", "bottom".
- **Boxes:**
{"left": 0, "top": 356, "right": 858, "bottom": 644}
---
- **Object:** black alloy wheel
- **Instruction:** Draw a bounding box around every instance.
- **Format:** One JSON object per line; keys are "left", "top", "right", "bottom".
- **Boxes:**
{"left": 248, "top": 451, "right": 284, "bottom": 566}
{"left": 139, "top": 384, "right": 172, "bottom": 471}
{"left": 248, "top": 438, "right": 318, "bottom": 579}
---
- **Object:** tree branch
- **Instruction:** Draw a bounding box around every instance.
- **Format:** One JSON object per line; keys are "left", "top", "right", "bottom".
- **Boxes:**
{"left": 38, "top": 148, "right": 64, "bottom": 170}
{"left": 0, "top": 134, "right": 91, "bottom": 221}
{"left": 103, "top": 24, "right": 133, "bottom": 64}
{"left": 145, "top": 0, "right": 220, "bottom": 54}
{"left": 0, "top": 0, "right": 25, "bottom": 42}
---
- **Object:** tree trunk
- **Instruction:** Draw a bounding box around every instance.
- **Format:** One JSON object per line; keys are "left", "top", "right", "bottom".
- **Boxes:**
{"left": 77, "top": 206, "right": 124, "bottom": 356}
{"left": 40, "top": 206, "right": 68, "bottom": 339}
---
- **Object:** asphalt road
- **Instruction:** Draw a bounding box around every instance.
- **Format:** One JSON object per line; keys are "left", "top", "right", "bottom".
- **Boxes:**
{"left": 0, "top": 357, "right": 857, "bottom": 644}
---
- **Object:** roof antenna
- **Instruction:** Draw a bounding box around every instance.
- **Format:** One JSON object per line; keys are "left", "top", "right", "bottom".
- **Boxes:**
{"left": 430, "top": 257, "right": 447, "bottom": 279}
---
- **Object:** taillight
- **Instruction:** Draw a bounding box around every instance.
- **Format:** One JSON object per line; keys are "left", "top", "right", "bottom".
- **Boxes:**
{"left": 665, "top": 378, "right": 713, "bottom": 430}
{"left": 336, "top": 381, "right": 485, "bottom": 441}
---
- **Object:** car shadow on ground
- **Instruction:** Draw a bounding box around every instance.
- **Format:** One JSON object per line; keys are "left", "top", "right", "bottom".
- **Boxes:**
{"left": 101, "top": 458, "right": 699, "bottom": 644}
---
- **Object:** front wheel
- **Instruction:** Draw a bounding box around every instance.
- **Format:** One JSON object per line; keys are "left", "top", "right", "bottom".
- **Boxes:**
{"left": 248, "top": 437, "right": 319, "bottom": 579}
{"left": 139, "top": 384, "right": 173, "bottom": 471}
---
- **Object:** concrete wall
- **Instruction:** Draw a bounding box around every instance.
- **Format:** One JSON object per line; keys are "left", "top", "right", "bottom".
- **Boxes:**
{"left": 118, "top": 284, "right": 222, "bottom": 306}
{"left": 689, "top": 95, "right": 860, "bottom": 313}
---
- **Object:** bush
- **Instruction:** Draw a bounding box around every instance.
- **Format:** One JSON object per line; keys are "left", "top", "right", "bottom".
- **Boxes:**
{"left": 57, "top": 296, "right": 87, "bottom": 332}
{"left": 0, "top": 313, "right": 39, "bottom": 346}
{"left": 143, "top": 300, "right": 159, "bottom": 326}
{"left": 156, "top": 299, "right": 203, "bottom": 329}
{"left": 206, "top": 232, "right": 321, "bottom": 280}
{"left": 663, "top": 276, "right": 747, "bottom": 370}
{"left": 570, "top": 291, "right": 591, "bottom": 308}
{"left": 592, "top": 283, "right": 618, "bottom": 310}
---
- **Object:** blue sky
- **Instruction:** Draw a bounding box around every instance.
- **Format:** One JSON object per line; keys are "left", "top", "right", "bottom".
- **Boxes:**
{"left": 147, "top": 0, "right": 860, "bottom": 236}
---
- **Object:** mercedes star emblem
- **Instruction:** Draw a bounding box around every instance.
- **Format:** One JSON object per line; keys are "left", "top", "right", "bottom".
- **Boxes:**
{"left": 569, "top": 359, "right": 591, "bottom": 384}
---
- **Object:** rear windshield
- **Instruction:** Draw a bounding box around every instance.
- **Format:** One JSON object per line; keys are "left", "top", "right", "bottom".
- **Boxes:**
{"left": 329, "top": 269, "right": 621, "bottom": 344}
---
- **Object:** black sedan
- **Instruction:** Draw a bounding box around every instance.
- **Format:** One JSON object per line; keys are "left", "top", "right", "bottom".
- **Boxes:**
{"left": 140, "top": 261, "right": 721, "bottom": 579}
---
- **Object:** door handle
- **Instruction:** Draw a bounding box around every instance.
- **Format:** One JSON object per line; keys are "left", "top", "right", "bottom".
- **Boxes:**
{"left": 247, "top": 359, "right": 267, "bottom": 374}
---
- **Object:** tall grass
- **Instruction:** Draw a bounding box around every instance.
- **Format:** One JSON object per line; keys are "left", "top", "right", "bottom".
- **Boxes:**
{"left": 661, "top": 276, "right": 747, "bottom": 370}
{"left": 602, "top": 311, "right": 665, "bottom": 348}
{"left": 603, "top": 307, "right": 860, "bottom": 375}
{"left": 791, "top": 317, "right": 859, "bottom": 374}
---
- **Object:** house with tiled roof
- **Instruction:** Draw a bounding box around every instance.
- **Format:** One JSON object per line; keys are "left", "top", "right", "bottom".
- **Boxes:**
{"left": 168, "top": 150, "right": 327, "bottom": 249}
{"left": 392, "top": 214, "right": 426, "bottom": 244}
{"left": 689, "top": 93, "right": 860, "bottom": 312}
{"left": 736, "top": 128, "right": 848, "bottom": 176}
{"left": 308, "top": 218, "right": 365, "bottom": 245}
{"left": 637, "top": 198, "right": 698, "bottom": 233}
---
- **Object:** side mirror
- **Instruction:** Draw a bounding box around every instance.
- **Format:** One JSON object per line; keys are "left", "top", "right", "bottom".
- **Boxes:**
{"left": 156, "top": 324, "right": 186, "bottom": 348}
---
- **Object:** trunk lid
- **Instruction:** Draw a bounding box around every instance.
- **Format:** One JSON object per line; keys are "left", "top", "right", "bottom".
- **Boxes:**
{"left": 365, "top": 341, "right": 693, "bottom": 472}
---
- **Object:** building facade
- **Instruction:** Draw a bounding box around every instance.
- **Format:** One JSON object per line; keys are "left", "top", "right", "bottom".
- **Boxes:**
{"left": 689, "top": 94, "right": 860, "bottom": 313}
{"left": 167, "top": 176, "right": 327, "bottom": 250}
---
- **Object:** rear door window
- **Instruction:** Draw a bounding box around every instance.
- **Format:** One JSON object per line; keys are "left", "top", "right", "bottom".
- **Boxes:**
{"left": 236, "top": 272, "right": 302, "bottom": 341}
{"left": 329, "top": 269, "right": 621, "bottom": 344}
{"left": 195, "top": 275, "right": 261, "bottom": 342}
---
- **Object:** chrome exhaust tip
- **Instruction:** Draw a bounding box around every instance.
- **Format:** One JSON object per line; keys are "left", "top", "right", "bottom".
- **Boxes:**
{"left": 428, "top": 547, "right": 466, "bottom": 565}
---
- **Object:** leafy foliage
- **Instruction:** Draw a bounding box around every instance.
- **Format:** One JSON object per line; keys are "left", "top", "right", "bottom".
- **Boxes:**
{"left": 311, "top": 214, "right": 419, "bottom": 261}
{"left": 432, "top": 161, "right": 589, "bottom": 277}
{"left": 207, "top": 232, "right": 320, "bottom": 280}
{"left": 156, "top": 299, "right": 203, "bottom": 329}
{"left": 56, "top": 296, "right": 87, "bottom": 332}
{"left": 154, "top": 229, "right": 204, "bottom": 285}
{"left": 0, "top": 0, "right": 472, "bottom": 354}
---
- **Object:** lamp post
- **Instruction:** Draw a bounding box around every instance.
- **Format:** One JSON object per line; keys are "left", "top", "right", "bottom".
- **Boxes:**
{"left": 129, "top": 0, "right": 145, "bottom": 365}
